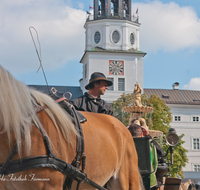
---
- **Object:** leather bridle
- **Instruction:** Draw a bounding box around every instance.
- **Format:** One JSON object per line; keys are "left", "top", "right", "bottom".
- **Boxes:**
{"left": 0, "top": 96, "right": 107, "bottom": 190}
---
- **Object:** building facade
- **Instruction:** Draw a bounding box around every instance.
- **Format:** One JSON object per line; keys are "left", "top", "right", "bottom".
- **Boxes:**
{"left": 30, "top": 0, "right": 200, "bottom": 179}
{"left": 144, "top": 84, "right": 200, "bottom": 179}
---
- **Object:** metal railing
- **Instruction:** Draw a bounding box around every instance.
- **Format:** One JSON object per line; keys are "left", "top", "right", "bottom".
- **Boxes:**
{"left": 86, "top": 13, "right": 139, "bottom": 23}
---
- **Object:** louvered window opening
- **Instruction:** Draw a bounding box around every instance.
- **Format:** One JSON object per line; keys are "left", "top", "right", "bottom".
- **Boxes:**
{"left": 118, "top": 78, "right": 125, "bottom": 91}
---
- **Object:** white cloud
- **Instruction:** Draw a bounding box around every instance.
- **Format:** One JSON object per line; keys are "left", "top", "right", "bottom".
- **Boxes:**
{"left": 0, "top": 0, "right": 85, "bottom": 74}
{"left": 1, "top": 0, "right": 200, "bottom": 76}
{"left": 133, "top": 1, "right": 200, "bottom": 52}
{"left": 183, "top": 77, "right": 200, "bottom": 90}
{"left": 78, "top": 2, "right": 85, "bottom": 10}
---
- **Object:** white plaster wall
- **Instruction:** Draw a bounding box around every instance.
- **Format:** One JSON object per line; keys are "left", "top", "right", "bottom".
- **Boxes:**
{"left": 84, "top": 19, "right": 140, "bottom": 51}
{"left": 80, "top": 51, "right": 143, "bottom": 101}
{"left": 168, "top": 104, "right": 200, "bottom": 173}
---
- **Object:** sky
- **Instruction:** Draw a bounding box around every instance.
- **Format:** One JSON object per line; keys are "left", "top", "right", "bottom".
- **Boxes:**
{"left": 1, "top": 0, "right": 200, "bottom": 90}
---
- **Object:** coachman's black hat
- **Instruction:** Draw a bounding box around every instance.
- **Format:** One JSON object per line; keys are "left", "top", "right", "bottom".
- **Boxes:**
{"left": 85, "top": 72, "right": 113, "bottom": 90}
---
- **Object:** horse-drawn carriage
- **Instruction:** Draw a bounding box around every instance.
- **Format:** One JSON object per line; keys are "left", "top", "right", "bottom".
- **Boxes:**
{"left": 0, "top": 65, "right": 180, "bottom": 190}
{"left": 133, "top": 129, "right": 180, "bottom": 190}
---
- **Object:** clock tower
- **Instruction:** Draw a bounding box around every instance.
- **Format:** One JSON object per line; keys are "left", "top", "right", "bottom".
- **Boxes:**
{"left": 80, "top": 0, "right": 146, "bottom": 102}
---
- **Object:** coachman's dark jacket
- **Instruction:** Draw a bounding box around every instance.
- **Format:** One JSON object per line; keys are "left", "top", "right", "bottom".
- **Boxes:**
{"left": 70, "top": 92, "right": 114, "bottom": 116}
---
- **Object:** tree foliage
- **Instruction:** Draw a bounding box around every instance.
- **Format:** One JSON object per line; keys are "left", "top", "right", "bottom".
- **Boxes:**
{"left": 112, "top": 93, "right": 188, "bottom": 178}
{"left": 112, "top": 93, "right": 133, "bottom": 126}
{"left": 112, "top": 93, "right": 171, "bottom": 134}
{"left": 141, "top": 94, "right": 171, "bottom": 134}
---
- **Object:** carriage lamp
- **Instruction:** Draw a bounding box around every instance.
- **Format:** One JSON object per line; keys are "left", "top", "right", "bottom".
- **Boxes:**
{"left": 166, "top": 128, "right": 179, "bottom": 147}
{"left": 165, "top": 128, "right": 179, "bottom": 165}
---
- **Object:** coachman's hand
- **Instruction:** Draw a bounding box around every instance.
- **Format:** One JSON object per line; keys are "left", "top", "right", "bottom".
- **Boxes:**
{"left": 140, "top": 126, "right": 149, "bottom": 137}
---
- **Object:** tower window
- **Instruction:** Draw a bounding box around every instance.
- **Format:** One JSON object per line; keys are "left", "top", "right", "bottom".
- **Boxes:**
{"left": 112, "top": 31, "right": 120, "bottom": 43}
{"left": 84, "top": 64, "right": 87, "bottom": 79}
{"left": 130, "top": 33, "right": 135, "bottom": 45}
{"left": 123, "top": 0, "right": 129, "bottom": 16}
{"left": 111, "top": 0, "right": 119, "bottom": 16}
{"left": 94, "top": 31, "right": 101, "bottom": 44}
{"left": 118, "top": 78, "right": 125, "bottom": 91}
{"left": 107, "top": 78, "right": 114, "bottom": 91}
{"left": 98, "top": 0, "right": 105, "bottom": 17}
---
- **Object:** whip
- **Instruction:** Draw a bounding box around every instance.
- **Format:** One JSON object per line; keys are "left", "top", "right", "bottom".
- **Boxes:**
{"left": 29, "top": 26, "right": 50, "bottom": 94}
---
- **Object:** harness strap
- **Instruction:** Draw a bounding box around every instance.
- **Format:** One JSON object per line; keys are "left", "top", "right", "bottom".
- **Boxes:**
{"left": 0, "top": 155, "right": 84, "bottom": 178}
{"left": 0, "top": 93, "right": 105, "bottom": 190}
{"left": 33, "top": 93, "right": 86, "bottom": 190}
{"left": 48, "top": 92, "right": 86, "bottom": 190}
{"left": 0, "top": 155, "right": 106, "bottom": 190}
{"left": 35, "top": 97, "right": 67, "bottom": 113}
{"left": 63, "top": 103, "right": 86, "bottom": 190}
{"left": 0, "top": 143, "right": 18, "bottom": 175}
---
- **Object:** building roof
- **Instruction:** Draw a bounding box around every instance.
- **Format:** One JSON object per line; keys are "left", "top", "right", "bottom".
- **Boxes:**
{"left": 29, "top": 85, "right": 83, "bottom": 100}
{"left": 29, "top": 85, "right": 200, "bottom": 105}
{"left": 144, "top": 89, "right": 200, "bottom": 105}
{"left": 88, "top": 46, "right": 146, "bottom": 54}
{"left": 80, "top": 47, "right": 146, "bottom": 63}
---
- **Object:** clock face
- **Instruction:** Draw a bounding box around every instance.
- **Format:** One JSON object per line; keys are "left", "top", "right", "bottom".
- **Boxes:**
{"left": 109, "top": 60, "right": 124, "bottom": 75}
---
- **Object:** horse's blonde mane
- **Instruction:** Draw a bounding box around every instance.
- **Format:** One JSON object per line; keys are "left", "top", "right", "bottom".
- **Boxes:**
{"left": 0, "top": 65, "right": 76, "bottom": 156}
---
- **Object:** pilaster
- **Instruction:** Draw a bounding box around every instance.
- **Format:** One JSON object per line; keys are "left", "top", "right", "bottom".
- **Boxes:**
{"left": 103, "top": 24, "right": 110, "bottom": 49}
{"left": 86, "top": 27, "right": 92, "bottom": 50}
{"left": 118, "top": 0, "right": 123, "bottom": 18}
{"left": 136, "top": 28, "right": 140, "bottom": 50}
{"left": 105, "top": 0, "right": 111, "bottom": 17}
{"left": 122, "top": 25, "right": 128, "bottom": 50}
{"left": 128, "top": 0, "right": 132, "bottom": 20}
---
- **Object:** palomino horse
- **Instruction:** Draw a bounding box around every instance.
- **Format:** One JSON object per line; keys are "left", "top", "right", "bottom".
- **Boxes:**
{"left": 0, "top": 65, "right": 141, "bottom": 190}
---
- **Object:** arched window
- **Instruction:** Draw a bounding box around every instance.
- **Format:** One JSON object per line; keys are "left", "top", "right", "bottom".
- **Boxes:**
{"left": 123, "top": 0, "right": 129, "bottom": 17}
{"left": 98, "top": 0, "right": 105, "bottom": 17}
{"left": 111, "top": 0, "right": 118, "bottom": 16}
{"left": 111, "top": 2, "right": 114, "bottom": 16}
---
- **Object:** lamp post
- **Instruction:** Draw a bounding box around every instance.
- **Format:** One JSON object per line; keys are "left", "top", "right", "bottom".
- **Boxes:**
{"left": 166, "top": 128, "right": 179, "bottom": 165}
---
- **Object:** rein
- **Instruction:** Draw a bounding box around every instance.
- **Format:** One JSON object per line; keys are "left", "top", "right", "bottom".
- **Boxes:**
{"left": 0, "top": 96, "right": 107, "bottom": 190}
{"left": 35, "top": 97, "right": 67, "bottom": 113}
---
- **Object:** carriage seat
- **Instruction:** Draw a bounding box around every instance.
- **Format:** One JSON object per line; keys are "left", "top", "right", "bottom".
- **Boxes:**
{"left": 57, "top": 101, "right": 87, "bottom": 124}
{"left": 67, "top": 110, "right": 87, "bottom": 124}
